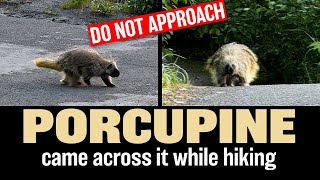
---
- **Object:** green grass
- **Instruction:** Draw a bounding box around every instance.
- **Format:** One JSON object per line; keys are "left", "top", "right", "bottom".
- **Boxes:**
{"left": 162, "top": 63, "right": 190, "bottom": 88}
{"left": 90, "top": 0, "right": 121, "bottom": 15}
{"left": 162, "top": 51, "right": 190, "bottom": 87}
{"left": 60, "top": 0, "right": 89, "bottom": 9}
{"left": 309, "top": 41, "right": 320, "bottom": 54}
{"left": 308, "top": 41, "right": 320, "bottom": 82}
{"left": 59, "top": 0, "right": 156, "bottom": 15}
{"left": 60, "top": 0, "right": 126, "bottom": 15}
{"left": 303, "top": 37, "right": 320, "bottom": 83}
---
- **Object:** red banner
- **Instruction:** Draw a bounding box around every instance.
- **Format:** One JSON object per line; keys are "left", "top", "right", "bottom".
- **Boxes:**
{"left": 87, "top": 0, "right": 228, "bottom": 46}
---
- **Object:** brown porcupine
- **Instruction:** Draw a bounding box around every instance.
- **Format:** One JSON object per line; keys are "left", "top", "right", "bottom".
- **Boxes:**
{"left": 33, "top": 48, "right": 120, "bottom": 87}
{"left": 205, "top": 42, "right": 259, "bottom": 87}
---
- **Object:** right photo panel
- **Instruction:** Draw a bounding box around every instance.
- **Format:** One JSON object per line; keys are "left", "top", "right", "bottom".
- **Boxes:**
{"left": 162, "top": 0, "right": 320, "bottom": 106}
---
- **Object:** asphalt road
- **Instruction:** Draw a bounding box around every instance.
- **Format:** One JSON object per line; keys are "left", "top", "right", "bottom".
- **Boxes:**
{"left": 164, "top": 84, "right": 320, "bottom": 106}
{"left": 0, "top": 15, "right": 158, "bottom": 106}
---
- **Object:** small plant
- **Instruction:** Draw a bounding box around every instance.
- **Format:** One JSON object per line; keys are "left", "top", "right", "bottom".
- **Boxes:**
{"left": 60, "top": 0, "right": 127, "bottom": 15}
{"left": 162, "top": 50, "right": 189, "bottom": 87}
{"left": 90, "top": 0, "right": 121, "bottom": 15}
{"left": 162, "top": 63, "right": 190, "bottom": 87}
{"left": 308, "top": 41, "right": 320, "bottom": 54}
{"left": 302, "top": 33, "right": 320, "bottom": 83}
{"left": 308, "top": 40, "right": 320, "bottom": 82}
{"left": 310, "top": 40, "right": 320, "bottom": 70}
{"left": 61, "top": 0, "right": 89, "bottom": 9}
{"left": 126, "top": 0, "right": 159, "bottom": 14}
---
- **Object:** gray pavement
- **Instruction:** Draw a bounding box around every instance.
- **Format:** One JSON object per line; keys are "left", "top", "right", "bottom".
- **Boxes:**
{"left": 0, "top": 15, "right": 158, "bottom": 106}
{"left": 178, "top": 84, "right": 320, "bottom": 106}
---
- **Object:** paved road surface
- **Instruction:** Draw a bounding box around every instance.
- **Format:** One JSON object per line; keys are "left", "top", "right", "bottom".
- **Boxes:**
{"left": 0, "top": 15, "right": 158, "bottom": 106}
{"left": 163, "top": 84, "right": 320, "bottom": 106}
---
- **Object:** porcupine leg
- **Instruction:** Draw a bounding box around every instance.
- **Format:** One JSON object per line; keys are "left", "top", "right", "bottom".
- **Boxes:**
{"left": 60, "top": 73, "right": 71, "bottom": 85}
{"left": 226, "top": 75, "right": 234, "bottom": 86}
{"left": 238, "top": 76, "right": 249, "bottom": 86}
{"left": 101, "top": 74, "right": 116, "bottom": 87}
{"left": 218, "top": 75, "right": 227, "bottom": 87}
{"left": 83, "top": 75, "right": 92, "bottom": 86}
{"left": 65, "top": 70, "right": 80, "bottom": 87}
{"left": 70, "top": 75, "right": 80, "bottom": 86}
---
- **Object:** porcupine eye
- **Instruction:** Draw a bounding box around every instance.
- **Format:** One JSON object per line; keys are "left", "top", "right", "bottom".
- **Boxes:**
{"left": 105, "top": 64, "right": 113, "bottom": 74}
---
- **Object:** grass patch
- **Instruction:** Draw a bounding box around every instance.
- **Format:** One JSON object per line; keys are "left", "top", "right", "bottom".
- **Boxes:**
{"left": 90, "top": 0, "right": 121, "bottom": 15}
{"left": 60, "top": 0, "right": 89, "bottom": 9}
{"left": 162, "top": 51, "right": 190, "bottom": 87}
{"left": 162, "top": 63, "right": 190, "bottom": 88}
{"left": 59, "top": 0, "right": 157, "bottom": 15}
{"left": 60, "top": 0, "right": 124, "bottom": 15}
{"left": 303, "top": 35, "right": 320, "bottom": 83}
{"left": 308, "top": 41, "right": 320, "bottom": 54}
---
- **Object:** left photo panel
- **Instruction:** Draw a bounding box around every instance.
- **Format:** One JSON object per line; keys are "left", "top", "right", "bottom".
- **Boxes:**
{"left": 0, "top": 0, "right": 159, "bottom": 106}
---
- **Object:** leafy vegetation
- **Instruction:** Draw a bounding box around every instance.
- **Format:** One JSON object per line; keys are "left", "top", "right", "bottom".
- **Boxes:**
{"left": 308, "top": 41, "right": 320, "bottom": 54}
{"left": 61, "top": 0, "right": 89, "bottom": 9}
{"left": 162, "top": 1, "right": 194, "bottom": 87}
{"left": 163, "top": 0, "right": 320, "bottom": 85}
{"left": 125, "top": 0, "right": 160, "bottom": 14}
{"left": 163, "top": 30, "right": 189, "bottom": 87}
{"left": 162, "top": 52, "right": 190, "bottom": 87}
{"left": 306, "top": 40, "right": 320, "bottom": 83}
{"left": 90, "top": 0, "right": 121, "bottom": 15}
{"left": 61, "top": 0, "right": 159, "bottom": 15}
{"left": 162, "top": 29, "right": 190, "bottom": 87}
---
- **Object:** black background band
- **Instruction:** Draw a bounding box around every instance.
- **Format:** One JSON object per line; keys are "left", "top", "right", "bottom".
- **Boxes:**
{"left": 2, "top": 106, "right": 319, "bottom": 177}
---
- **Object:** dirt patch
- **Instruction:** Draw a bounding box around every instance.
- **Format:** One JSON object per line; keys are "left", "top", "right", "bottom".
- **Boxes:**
{"left": 162, "top": 85, "right": 209, "bottom": 106}
{"left": 0, "top": 0, "right": 134, "bottom": 25}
